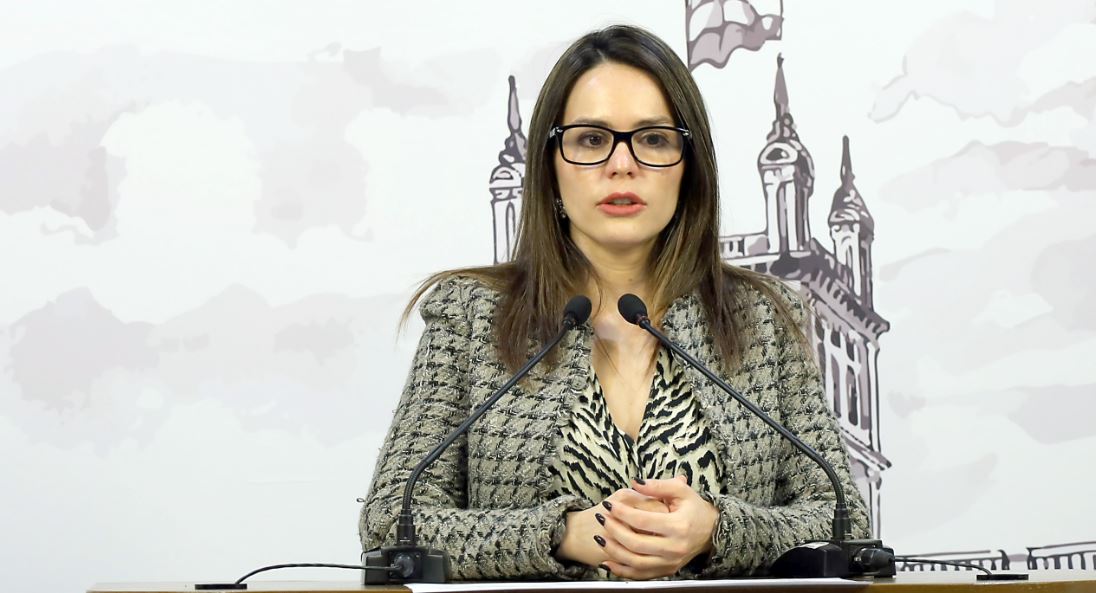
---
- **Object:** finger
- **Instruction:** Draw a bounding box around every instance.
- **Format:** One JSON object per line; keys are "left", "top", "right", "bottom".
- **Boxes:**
{"left": 608, "top": 488, "right": 652, "bottom": 503}
{"left": 603, "top": 499, "right": 663, "bottom": 536}
{"left": 601, "top": 510, "right": 665, "bottom": 556}
{"left": 631, "top": 477, "right": 692, "bottom": 501}
{"left": 599, "top": 529, "right": 664, "bottom": 572}
{"left": 606, "top": 498, "right": 674, "bottom": 536}
{"left": 607, "top": 513, "right": 694, "bottom": 560}
{"left": 609, "top": 490, "right": 670, "bottom": 513}
{"left": 631, "top": 497, "right": 671, "bottom": 514}
{"left": 601, "top": 558, "right": 675, "bottom": 581}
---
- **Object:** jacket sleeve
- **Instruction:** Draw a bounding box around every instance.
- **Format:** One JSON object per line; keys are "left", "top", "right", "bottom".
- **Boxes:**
{"left": 358, "top": 277, "right": 590, "bottom": 580}
{"left": 692, "top": 285, "right": 872, "bottom": 577}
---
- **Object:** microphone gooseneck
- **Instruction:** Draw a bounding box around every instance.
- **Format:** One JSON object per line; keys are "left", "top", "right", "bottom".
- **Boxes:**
{"left": 365, "top": 295, "right": 592, "bottom": 584}
{"left": 616, "top": 293, "right": 894, "bottom": 578}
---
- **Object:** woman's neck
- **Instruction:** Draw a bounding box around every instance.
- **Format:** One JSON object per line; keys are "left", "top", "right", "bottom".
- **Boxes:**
{"left": 576, "top": 242, "right": 662, "bottom": 361}
{"left": 582, "top": 247, "right": 653, "bottom": 315}
{"left": 585, "top": 269, "right": 660, "bottom": 372}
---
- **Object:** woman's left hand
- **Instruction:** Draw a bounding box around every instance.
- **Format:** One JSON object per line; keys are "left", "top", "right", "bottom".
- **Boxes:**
{"left": 597, "top": 475, "right": 720, "bottom": 580}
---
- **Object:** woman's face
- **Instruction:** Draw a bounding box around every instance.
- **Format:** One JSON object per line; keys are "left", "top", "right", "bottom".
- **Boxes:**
{"left": 553, "top": 61, "right": 685, "bottom": 261}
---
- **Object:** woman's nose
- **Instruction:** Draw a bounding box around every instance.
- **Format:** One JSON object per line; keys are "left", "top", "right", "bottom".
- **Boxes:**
{"left": 606, "top": 139, "right": 638, "bottom": 175}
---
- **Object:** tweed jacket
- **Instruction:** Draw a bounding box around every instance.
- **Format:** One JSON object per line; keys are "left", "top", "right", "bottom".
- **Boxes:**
{"left": 359, "top": 274, "right": 870, "bottom": 580}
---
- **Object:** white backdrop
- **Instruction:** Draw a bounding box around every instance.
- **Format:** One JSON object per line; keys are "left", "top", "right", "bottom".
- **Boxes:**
{"left": 2, "top": 2, "right": 1095, "bottom": 591}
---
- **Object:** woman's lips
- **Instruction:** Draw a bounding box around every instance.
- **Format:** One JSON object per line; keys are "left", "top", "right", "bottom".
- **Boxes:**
{"left": 597, "top": 202, "right": 646, "bottom": 216}
{"left": 597, "top": 192, "right": 646, "bottom": 216}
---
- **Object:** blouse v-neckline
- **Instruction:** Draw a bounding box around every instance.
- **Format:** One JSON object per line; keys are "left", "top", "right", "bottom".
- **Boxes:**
{"left": 547, "top": 346, "right": 727, "bottom": 503}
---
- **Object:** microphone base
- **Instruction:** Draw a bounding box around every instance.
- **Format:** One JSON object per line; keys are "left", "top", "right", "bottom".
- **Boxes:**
{"left": 770, "top": 539, "right": 896, "bottom": 579}
{"left": 978, "top": 573, "right": 1029, "bottom": 581}
{"left": 362, "top": 545, "right": 450, "bottom": 584}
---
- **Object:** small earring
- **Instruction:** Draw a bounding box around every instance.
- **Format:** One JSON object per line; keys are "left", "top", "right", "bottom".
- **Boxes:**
{"left": 555, "top": 198, "right": 568, "bottom": 220}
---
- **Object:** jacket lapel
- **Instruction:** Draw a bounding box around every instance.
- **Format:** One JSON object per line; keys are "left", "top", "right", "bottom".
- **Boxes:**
{"left": 514, "top": 322, "right": 594, "bottom": 489}
{"left": 661, "top": 292, "right": 748, "bottom": 489}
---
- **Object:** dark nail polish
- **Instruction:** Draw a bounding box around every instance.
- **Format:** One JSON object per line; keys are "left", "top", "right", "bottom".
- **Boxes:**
{"left": 598, "top": 563, "right": 611, "bottom": 574}
{"left": 595, "top": 512, "right": 606, "bottom": 526}
{"left": 594, "top": 534, "right": 607, "bottom": 547}
{"left": 602, "top": 500, "right": 613, "bottom": 511}
{"left": 634, "top": 477, "right": 647, "bottom": 485}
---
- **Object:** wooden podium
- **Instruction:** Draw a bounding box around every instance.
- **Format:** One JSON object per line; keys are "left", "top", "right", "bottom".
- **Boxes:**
{"left": 88, "top": 571, "right": 1096, "bottom": 593}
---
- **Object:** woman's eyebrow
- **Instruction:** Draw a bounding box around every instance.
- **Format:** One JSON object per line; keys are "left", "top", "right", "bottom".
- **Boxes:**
{"left": 565, "top": 116, "right": 676, "bottom": 128}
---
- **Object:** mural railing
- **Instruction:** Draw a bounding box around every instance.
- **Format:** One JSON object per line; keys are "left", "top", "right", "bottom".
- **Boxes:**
{"left": 1027, "top": 541, "right": 1096, "bottom": 570}
{"left": 897, "top": 550, "right": 1011, "bottom": 572}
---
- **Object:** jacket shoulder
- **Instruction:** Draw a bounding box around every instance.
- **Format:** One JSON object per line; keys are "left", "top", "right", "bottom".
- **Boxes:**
{"left": 730, "top": 272, "right": 809, "bottom": 335}
{"left": 418, "top": 273, "right": 503, "bottom": 322}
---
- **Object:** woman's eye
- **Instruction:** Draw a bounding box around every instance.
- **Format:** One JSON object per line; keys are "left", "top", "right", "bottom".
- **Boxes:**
{"left": 642, "top": 134, "right": 668, "bottom": 146}
{"left": 580, "top": 134, "right": 605, "bottom": 147}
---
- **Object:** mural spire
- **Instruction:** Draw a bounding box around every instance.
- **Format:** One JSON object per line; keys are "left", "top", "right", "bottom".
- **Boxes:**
{"left": 774, "top": 53, "right": 789, "bottom": 121}
{"left": 840, "top": 134, "right": 855, "bottom": 188}
{"left": 489, "top": 76, "right": 527, "bottom": 264}
{"left": 499, "top": 75, "right": 527, "bottom": 166}
{"left": 828, "top": 135, "right": 873, "bottom": 236}
{"left": 767, "top": 53, "right": 799, "bottom": 142}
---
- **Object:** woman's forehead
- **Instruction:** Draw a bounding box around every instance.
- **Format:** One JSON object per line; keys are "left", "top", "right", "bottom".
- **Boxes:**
{"left": 560, "top": 62, "right": 675, "bottom": 128}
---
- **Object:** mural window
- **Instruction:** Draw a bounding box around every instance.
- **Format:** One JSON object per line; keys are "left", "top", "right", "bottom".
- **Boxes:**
{"left": 831, "top": 356, "right": 842, "bottom": 417}
{"left": 846, "top": 366, "right": 859, "bottom": 426}
{"left": 505, "top": 203, "right": 517, "bottom": 255}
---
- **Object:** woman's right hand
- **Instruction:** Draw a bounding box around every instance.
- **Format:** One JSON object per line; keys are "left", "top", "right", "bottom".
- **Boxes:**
{"left": 555, "top": 487, "right": 670, "bottom": 569}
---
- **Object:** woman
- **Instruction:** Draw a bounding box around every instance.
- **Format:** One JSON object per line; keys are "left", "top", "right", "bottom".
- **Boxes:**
{"left": 359, "top": 24, "right": 869, "bottom": 580}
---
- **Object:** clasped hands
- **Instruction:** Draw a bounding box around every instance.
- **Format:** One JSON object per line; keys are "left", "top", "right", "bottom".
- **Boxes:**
{"left": 556, "top": 475, "right": 720, "bottom": 579}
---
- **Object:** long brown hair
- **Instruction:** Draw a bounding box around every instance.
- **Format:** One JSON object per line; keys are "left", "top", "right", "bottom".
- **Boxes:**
{"left": 405, "top": 24, "right": 804, "bottom": 374}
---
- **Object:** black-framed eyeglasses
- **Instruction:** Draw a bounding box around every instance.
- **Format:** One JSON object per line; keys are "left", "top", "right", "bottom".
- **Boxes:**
{"left": 549, "top": 124, "right": 691, "bottom": 167}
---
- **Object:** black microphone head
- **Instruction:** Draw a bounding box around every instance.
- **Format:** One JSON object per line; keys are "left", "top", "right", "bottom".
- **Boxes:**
{"left": 617, "top": 294, "right": 648, "bottom": 325}
{"left": 563, "top": 295, "right": 592, "bottom": 326}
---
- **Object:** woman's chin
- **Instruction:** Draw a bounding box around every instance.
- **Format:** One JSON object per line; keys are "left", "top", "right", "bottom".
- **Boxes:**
{"left": 570, "top": 220, "right": 671, "bottom": 256}
{"left": 582, "top": 235, "right": 661, "bottom": 255}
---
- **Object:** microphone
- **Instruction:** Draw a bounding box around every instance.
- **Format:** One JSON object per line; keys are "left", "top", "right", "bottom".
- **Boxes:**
{"left": 363, "top": 295, "right": 593, "bottom": 583}
{"left": 617, "top": 294, "right": 895, "bottom": 578}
